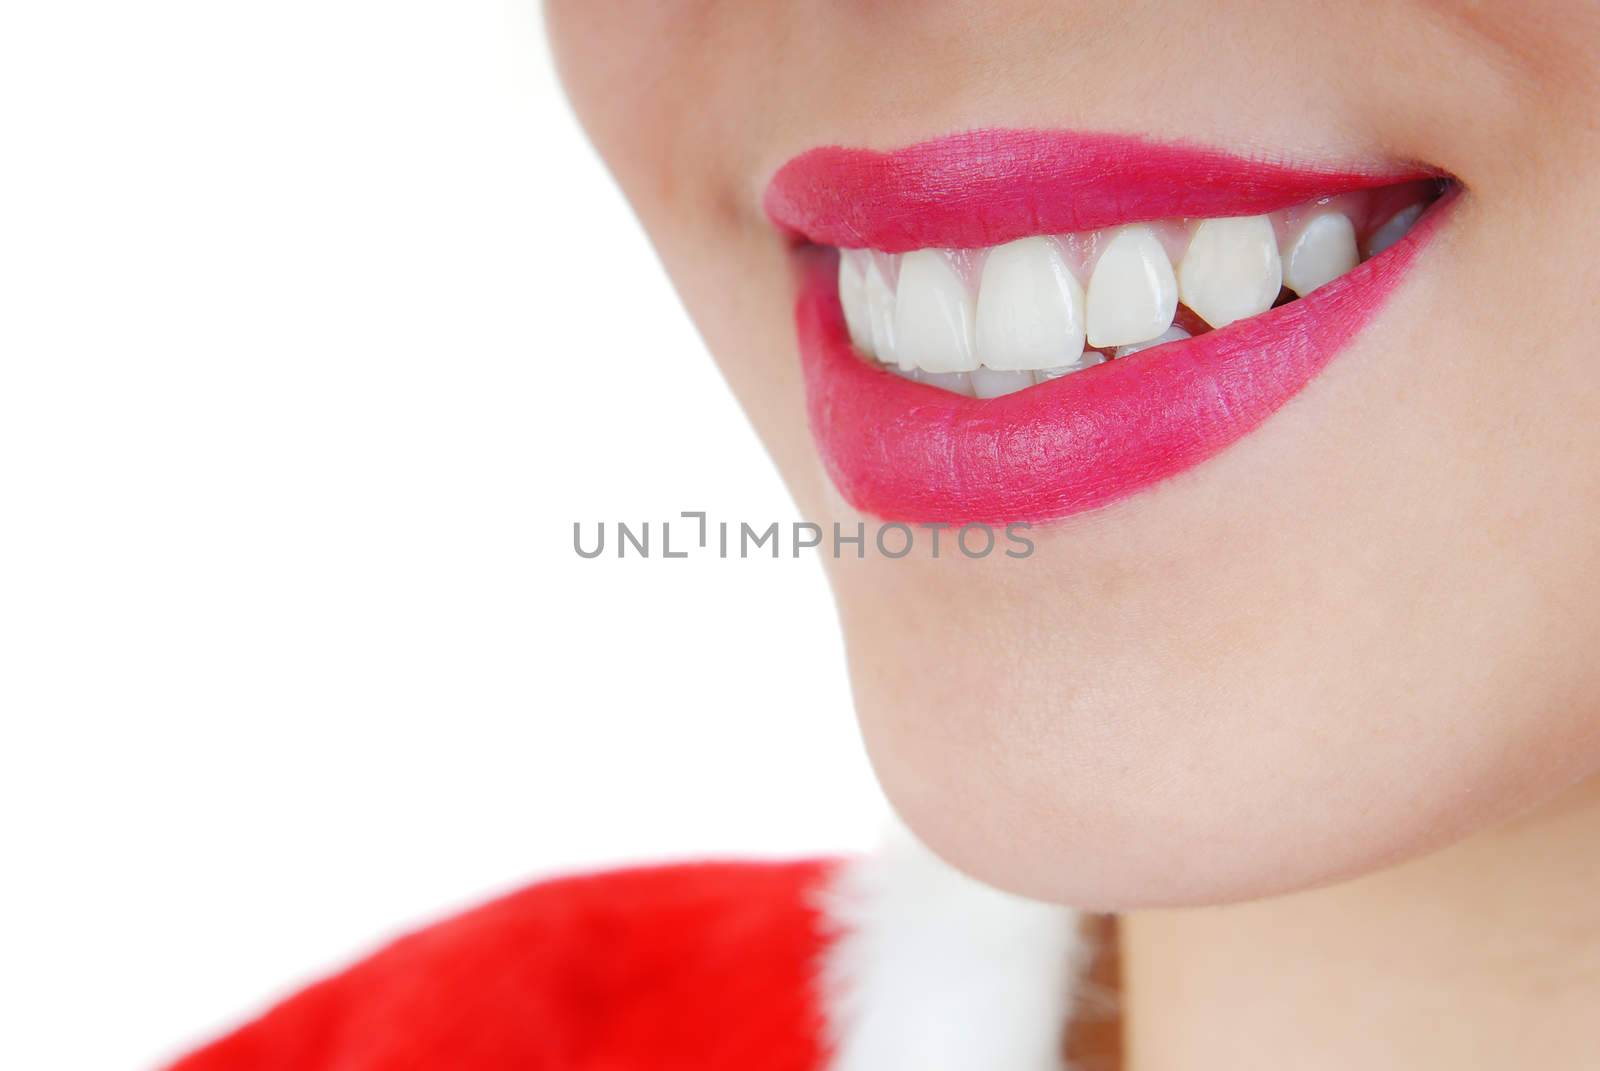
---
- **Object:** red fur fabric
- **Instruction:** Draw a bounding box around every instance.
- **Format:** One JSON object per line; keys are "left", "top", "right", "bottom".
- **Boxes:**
{"left": 168, "top": 860, "right": 837, "bottom": 1071}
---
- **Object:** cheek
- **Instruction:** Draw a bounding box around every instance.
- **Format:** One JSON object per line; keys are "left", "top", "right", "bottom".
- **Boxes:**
{"left": 828, "top": 196, "right": 1600, "bottom": 907}
{"left": 546, "top": 1, "right": 729, "bottom": 192}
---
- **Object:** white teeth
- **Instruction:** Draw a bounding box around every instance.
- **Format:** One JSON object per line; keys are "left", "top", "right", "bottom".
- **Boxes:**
{"left": 863, "top": 257, "right": 899, "bottom": 367}
{"left": 1086, "top": 225, "right": 1179, "bottom": 348}
{"left": 838, "top": 251, "right": 874, "bottom": 354}
{"left": 1034, "top": 351, "right": 1106, "bottom": 384}
{"left": 916, "top": 370, "right": 975, "bottom": 397}
{"left": 893, "top": 249, "right": 977, "bottom": 373}
{"left": 849, "top": 185, "right": 1435, "bottom": 397}
{"left": 974, "top": 237, "right": 1087, "bottom": 372}
{"left": 1114, "top": 325, "right": 1191, "bottom": 359}
{"left": 1178, "top": 214, "right": 1283, "bottom": 328}
{"left": 969, "top": 367, "right": 1034, "bottom": 398}
{"left": 1282, "top": 213, "right": 1359, "bottom": 296}
{"left": 1364, "top": 203, "right": 1424, "bottom": 258}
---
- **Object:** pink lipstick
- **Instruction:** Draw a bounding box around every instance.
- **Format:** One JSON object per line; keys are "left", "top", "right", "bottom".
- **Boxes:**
{"left": 766, "top": 130, "right": 1452, "bottom": 524}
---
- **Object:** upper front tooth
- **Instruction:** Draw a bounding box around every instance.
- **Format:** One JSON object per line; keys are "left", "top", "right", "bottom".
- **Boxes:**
{"left": 863, "top": 256, "right": 899, "bottom": 366}
{"left": 1178, "top": 215, "right": 1283, "bottom": 328}
{"left": 974, "top": 237, "right": 1086, "bottom": 371}
{"left": 838, "top": 251, "right": 874, "bottom": 354}
{"left": 1282, "top": 213, "right": 1359, "bottom": 296}
{"left": 1086, "top": 225, "right": 1178, "bottom": 348}
{"left": 893, "top": 249, "right": 977, "bottom": 372}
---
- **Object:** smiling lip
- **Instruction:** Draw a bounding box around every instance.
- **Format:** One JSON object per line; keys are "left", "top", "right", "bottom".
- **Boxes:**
{"left": 767, "top": 129, "right": 1450, "bottom": 525}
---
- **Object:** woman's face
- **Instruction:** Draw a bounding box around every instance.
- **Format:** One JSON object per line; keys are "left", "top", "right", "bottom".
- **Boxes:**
{"left": 548, "top": 1, "right": 1600, "bottom": 907}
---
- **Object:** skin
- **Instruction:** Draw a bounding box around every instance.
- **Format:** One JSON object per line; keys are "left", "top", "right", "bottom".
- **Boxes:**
{"left": 1119, "top": 779, "right": 1600, "bottom": 1068}
{"left": 545, "top": 0, "right": 1600, "bottom": 919}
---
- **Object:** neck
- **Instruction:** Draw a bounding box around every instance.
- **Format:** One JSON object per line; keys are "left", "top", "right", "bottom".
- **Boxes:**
{"left": 1120, "top": 776, "right": 1600, "bottom": 1069}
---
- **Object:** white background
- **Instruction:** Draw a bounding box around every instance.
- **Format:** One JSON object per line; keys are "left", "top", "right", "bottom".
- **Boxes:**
{"left": 0, "top": 4, "right": 884, "bottom": 1067}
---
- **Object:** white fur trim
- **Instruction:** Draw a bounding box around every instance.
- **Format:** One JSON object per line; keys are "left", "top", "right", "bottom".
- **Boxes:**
{"left": 816, "top": 822, "right": 1086, "bottom": 1071}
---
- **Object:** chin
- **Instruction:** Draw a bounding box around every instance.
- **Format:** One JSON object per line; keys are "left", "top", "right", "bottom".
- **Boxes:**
{"left": 850, "top": 640, "right": 1585, "bottom": 910}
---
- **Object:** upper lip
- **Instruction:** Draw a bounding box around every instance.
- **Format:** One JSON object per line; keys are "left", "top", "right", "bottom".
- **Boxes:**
{"left": 765, "top": 128, "right": 1437, "bottom": 252}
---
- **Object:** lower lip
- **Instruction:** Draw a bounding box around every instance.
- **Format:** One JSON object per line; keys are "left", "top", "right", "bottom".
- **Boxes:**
{"left": 793, "top": 196, "right": 1451, "bottom": 525}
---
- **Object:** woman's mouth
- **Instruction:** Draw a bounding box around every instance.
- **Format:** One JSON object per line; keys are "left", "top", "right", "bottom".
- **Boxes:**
{"left": 765, "top": 130, "right": 1454, "bottom": 525}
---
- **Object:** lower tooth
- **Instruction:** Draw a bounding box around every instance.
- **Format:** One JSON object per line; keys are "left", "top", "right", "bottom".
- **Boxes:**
{"left": 1114, "top": 326, "right": 1191, "bottom": 359}
{"left": 918, "top": 370, "right": 976, "bottom": 397}
{"left": 1035, "top": 351, "right": 1108, "bottom": 383}
{"left": 969, "top": 368, "right": 1033, "bottom": 398}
